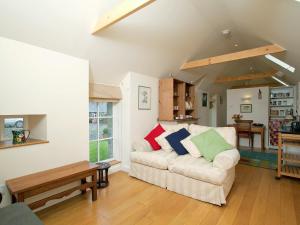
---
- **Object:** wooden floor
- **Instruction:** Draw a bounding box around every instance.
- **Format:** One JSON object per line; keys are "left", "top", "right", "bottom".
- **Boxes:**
{"left": 37, "top": 164, "right": 300, "bottom": 225}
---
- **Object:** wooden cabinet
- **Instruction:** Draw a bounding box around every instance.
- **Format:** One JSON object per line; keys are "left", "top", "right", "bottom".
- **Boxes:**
{"left": 159, "top": 78, "right": 197, "bottom": 121}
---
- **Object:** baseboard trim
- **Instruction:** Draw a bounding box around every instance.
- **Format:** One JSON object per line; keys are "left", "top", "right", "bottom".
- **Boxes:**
{"left": 121, "top": 165, "right": 130, "bottom": 173}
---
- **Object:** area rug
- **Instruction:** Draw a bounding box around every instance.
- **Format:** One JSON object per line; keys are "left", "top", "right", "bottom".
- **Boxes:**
{"left": 239, "top": 150, "right": 277, "bottom": 170}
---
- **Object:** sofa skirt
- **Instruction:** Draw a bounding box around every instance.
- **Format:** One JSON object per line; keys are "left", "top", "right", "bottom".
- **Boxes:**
{"left": 129, "top": 162, "right": 168, "bottom": 188}
{"left": 167, "top": 168, "right": 235, "bottom": 206}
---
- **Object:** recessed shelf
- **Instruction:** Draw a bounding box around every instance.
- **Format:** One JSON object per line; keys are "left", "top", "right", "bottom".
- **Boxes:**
{"left": 270, "top": 97, "right": 294, "bottom": 99}
{"left": 269, "top": 105, "right": 294, "bottom": 107}
{"left": 0, "top": 138, "right": 49, "bottom": 150}
{"left": 0, "top": 114, "right": 47, "bottom": 149}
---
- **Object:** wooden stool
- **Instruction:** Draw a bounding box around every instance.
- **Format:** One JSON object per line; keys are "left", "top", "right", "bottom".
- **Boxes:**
{"left": 96, "top": 162, "right": 111, "bottom": 188}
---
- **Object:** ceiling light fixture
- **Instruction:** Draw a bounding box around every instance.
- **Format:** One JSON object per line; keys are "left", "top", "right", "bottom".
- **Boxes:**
{"left": 271, "top": 76, "right": 289, "bottom": 87}
{"left": 221, "top": 29, "right": 231, "bottom": 39}
{"left": 265, "top": 54, "right": 296, "bottom": 73}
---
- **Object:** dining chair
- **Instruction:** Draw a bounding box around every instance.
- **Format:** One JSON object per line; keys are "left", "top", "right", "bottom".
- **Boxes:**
{"left": 235, "top": 120, "right": 254, "bottom": 149}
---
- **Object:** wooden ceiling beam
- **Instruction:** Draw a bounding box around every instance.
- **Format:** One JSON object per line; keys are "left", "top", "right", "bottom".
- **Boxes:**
{"left": 180, "top": 44, "right": 285, "bottom": 70}
{"left": 214, "top": 70, "right": 278, "bottom": 83}
{"left": 91, "top": 0, "right": 155, "bottom": 34}
{"left": 229, "top": 83, "right": 280, "bottom": 89}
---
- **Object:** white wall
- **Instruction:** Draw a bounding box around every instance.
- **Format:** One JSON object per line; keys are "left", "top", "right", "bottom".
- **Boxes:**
{"left": 218, "top": 93, "right": 227, "bottom": 127}
{"left": 120, "top": 72, "right": 159, "bottom": 171}
{"left": 227, "top": 87, "right": 269, "bottom": 148}
{"left": 197, "top": 88, "right": 227, "bottom": 127}
{"left": 197, "top": 89, "right": 210, "bottom": 126}
{"left": 0, "top": 37, "right": 89, "bottom": 205}
{"left": 298, "top": 82, "right": 300, "bottom": 114}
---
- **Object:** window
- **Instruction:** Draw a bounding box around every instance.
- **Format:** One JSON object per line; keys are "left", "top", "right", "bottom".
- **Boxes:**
{"left": 3, "top": 118, "right": 24, "bottom": 140}
{"left": 89, "top": 102, "right": 113, "bottom": 163}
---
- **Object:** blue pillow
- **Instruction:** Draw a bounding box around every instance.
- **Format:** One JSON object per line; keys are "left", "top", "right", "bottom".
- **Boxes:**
{"left": 166, "top": 128, "right": 191, "bottom": 155}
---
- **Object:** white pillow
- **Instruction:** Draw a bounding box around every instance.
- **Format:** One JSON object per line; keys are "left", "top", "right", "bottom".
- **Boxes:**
{"left": 161, "top": 123, "right": 189, "bottom": 132}
{"left": 180, "top": 135, "right": 201, "bottom": 158}
{"left": 155, "top": 131, "right": 173, "bottom": 152}
{"left": 132, "top": 140, "right": 152, "bottom": 152}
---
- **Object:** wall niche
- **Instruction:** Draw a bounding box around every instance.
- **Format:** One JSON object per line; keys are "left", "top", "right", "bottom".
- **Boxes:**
{"left": 0, "top": 114, "right": 48, "bottom": 149}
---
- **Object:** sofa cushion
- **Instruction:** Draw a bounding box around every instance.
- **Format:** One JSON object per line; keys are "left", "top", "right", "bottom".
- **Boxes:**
{"left": 213, "top": 149, "right": 240, "bottom": 170}
{"left": 130, "top": 150, "right": 178, "bottom": 170}
{"left": 191, "top": 129, "right": 233, "bottom": 162}
{"left": 144, "top": 124, "right": 165, "bottom": 150}
{"left": 166, "top": 128, "right": 190, "bottom": 155}
{"left": 168, "top": 154, "right": 227, "bottom": 185}
{"left": 189, "top": 124, "right": 236, "bottom": 147}
{"left": 155, "top": 131, "right": 173, "bottom": 152}
{"left": 132, "top": 140, "right": 152, "bottom": 152}
{"left": 180, "top": 135, "right": 202, "bottom": 158}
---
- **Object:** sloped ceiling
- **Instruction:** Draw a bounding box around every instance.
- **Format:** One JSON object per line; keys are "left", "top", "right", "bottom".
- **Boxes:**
{"left": 0, "top": 0, "right": 299, "bottom": 90}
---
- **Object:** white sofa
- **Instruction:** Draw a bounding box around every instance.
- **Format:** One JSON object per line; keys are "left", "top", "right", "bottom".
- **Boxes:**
{"left": 129, "top": 124, "right": 240, "bottom": 206}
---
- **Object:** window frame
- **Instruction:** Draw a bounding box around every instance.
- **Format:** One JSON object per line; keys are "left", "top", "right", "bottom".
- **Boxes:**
{"left": 89, "top": 101, "right": 114, "bottom": 162}
{"left": 0, "top": 116, "right": 27, "bottom": 141}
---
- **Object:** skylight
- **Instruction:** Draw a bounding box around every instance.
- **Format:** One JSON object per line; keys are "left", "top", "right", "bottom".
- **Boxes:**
{"left": 271, "top": 76, "right": 289, "bottom": 87}
{"left": 265, "top": 54, "right": 296, "bottom": 73}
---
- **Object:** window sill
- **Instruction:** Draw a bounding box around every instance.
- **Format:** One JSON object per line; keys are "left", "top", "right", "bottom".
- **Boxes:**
{"left": 0, "top": 138, "right": 49, "bottom": 150}
{"left": 109, "top": 160, "right": 121, "bottom": 166}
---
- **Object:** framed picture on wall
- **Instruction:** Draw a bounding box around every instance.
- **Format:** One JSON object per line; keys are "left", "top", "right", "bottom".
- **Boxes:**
{"left": 240, "top": 104, "right": 252, "bottom": 113}
{"left": 138, "top": 86, "right": 151, "bottom": 110}
{"left": 202, "top": 93, "right": 208, "bottom": 107}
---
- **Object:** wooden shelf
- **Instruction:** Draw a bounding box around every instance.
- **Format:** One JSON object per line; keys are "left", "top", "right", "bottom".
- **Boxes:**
{"left": 283, "top": 141, "right": 300, "bottom": 147}
{"left": 283, "top": 153, "right": 300, "bottom": 163}
{"left": 282, "top": 134, "right": 300, "bottom": 141}
{"left": 270, "top": 97, "right": 294, "bottom": 99}
{"left": 277, "top": 132, "right": 300, "bottom": 179}
{"left": 0, "top": 139, "right": 49, "bottom": 150}
{"left": 269, "top": 105, "right": 293, "bottom": 107}
{"left": 159, "top": 78, "right": 197, "bottom": 121}
{"left": 281, "top": 165, "right": 300, "bottom": 179}
{"left": 174, "top": 118, "right": 198, "bottom": 122}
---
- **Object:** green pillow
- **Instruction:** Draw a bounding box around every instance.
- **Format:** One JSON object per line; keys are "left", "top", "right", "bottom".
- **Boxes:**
{"left": 191, "top": 129, "right": 233, "bottom": 162}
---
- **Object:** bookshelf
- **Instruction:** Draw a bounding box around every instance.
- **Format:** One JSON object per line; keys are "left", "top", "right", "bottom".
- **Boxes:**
{"left": 269, "top": 86, "right": 297, "bottom": 147}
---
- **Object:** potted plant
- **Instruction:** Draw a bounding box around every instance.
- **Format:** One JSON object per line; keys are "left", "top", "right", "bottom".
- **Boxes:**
{"left": 232, "top": 114, "right": 243, "bottom": 123}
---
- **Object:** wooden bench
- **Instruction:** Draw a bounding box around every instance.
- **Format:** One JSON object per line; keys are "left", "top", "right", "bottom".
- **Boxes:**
{"left": 6, "top": 161, "right": 99, "bottom": 210}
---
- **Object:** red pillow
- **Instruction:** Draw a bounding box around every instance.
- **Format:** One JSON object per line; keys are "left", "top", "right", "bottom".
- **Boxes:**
{"left": 144, "top": 124, "right": 166, "bottom": 150}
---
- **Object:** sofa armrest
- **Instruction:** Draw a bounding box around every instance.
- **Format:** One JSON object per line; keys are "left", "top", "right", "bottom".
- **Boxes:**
{"left": 213, "top": 149, "right": 240, "bottom": 170}
{"left": 132, "top": 140, "right": 152, "bottom": 152}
